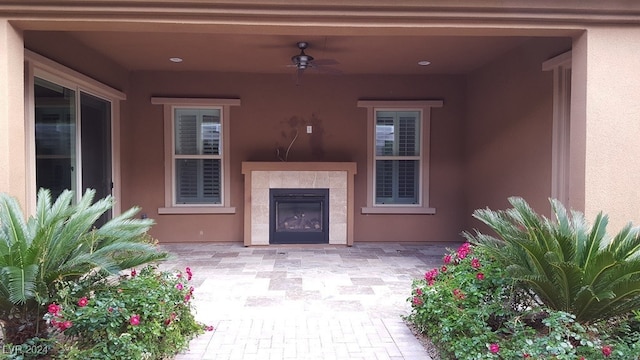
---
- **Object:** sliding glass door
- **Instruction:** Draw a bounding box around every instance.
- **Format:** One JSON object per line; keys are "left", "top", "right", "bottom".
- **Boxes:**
{"left": 34, "top": 77, "right": 113, "bottom": 225}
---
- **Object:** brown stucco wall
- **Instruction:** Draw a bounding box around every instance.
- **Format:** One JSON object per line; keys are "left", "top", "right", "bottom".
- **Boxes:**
{"left": 122, "top": 71, "right": 467, "bottom": 243}
{"left": 464, "top": 37, "right": 572, "bottom": 231}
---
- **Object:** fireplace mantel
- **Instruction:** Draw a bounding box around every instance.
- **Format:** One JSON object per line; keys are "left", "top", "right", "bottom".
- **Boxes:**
{"left": 241, "top": 162, "right": 357, "bottom": 246}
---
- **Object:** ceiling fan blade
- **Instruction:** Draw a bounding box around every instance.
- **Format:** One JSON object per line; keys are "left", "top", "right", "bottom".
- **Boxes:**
{"left": 312, "top": 65, "right": 342, "bottom": 75}
{"left": 295, "top": 68, "right": 305, "bottom": 86}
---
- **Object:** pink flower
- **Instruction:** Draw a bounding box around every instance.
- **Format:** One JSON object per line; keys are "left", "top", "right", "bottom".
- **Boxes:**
{"left": 131, "top": 268, "right": 137, "bottom": 277}
{"left": 77, "top": 297, "right": 89, "bottom": 307}
{"left": 489, "top": 343, "right": 500, "bottom": 354}
{"left": 186, "top": 267, "right": 193, "bottom": 281}
{"left": 206, "top": 325, "right": 215, "bottom": 331}
{"left": 471, "top": 258, "right": 481, "bottom": 269}
{"left": 476, "top": 272, "right": 485, "bottom": 280}
{"left": 424, "top": 268, "right": 439, "bottom": 282}
{"left": 443, "top": 254, "right": 452, "bottom": 264}
{"left": 457, "top": 243, "right": 472, "bottom": 259}
{"left": 48, "top": 303, "right": 61, "bottom": 315}
{"left": 412, "top": 296, "right": 423, "bottom": 306}
{"left": 441, "top": 266, "right": 447, "bottom": 272}
{"left": 108, "top": 307, "right": 114, "bottom": 313}
{"left": 176, "top": 283, "right": 184, "bottom": 290}
{"left": 416, "top": 288, "right": 423, "bottom": 296}
{"left": 602, "top": 345, "right": 612, "bottom": 357}
{"left": 130, "top": 314, "right": 141, "bottom": 326}
{"left": 184, "top": 294, "right": 191, "bottom": 302}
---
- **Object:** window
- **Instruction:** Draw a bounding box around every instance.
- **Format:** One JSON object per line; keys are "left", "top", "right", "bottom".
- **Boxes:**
{"left": 152, "top": 98, "right": 240, "bottom": 214}
{"left": 358, "top": 100, "right": 443, "bottom": 214}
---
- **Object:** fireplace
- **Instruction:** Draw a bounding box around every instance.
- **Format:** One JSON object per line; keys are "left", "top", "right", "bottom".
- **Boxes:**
{"left": 270, "top": 188, "right": 329, "bottom": 244}
{"left": 242, "top": 162, "right": 357, "bottom": 246}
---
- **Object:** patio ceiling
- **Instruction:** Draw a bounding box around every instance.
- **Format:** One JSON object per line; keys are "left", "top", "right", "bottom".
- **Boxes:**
{"left": 26, "top": 31, "right": 545, "bottom": 76}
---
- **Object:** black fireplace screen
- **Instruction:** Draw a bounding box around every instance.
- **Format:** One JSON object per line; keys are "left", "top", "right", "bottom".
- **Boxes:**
{"left": 270, "top": 188, "right": 329, "bottom": 244}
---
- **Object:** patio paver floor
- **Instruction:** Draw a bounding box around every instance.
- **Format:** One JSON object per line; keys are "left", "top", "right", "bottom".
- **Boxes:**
{"left": 160, "top": 242, "right": 453, "bottom": 360}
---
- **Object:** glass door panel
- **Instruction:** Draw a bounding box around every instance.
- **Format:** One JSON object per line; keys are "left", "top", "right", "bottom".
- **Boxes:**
{"left": 34, "top": 77, "right": 77, "bottom": 200}
{"left": 81, "top": 92, "right": 112, "bottom": 226}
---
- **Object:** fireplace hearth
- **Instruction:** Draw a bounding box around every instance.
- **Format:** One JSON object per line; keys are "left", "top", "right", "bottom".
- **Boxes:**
{"left": 270, "top": 188, "right": 329, "bottom": 244}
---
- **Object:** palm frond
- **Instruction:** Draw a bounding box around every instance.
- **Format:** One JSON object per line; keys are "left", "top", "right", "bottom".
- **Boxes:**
{"left": 467, "top": 197, "right": 640, "bottom": 322}
{"left": 4, "top": 264, "right": 39, "bottom": 305}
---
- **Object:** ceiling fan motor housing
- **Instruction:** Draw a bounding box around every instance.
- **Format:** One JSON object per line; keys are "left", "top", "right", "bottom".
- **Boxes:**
{"left": 292, "top": 41, "right": 314, "bottom": 69}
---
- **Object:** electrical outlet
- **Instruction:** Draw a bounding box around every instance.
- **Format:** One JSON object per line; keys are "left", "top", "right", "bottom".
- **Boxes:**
{"left": 306, "top": 125, "right": 312, "bottom": 134}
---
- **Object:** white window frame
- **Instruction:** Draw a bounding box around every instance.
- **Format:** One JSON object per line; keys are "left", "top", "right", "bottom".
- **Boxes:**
{"left": 543, "top": 50, "right": 572, "bottom": 207}
{"left": 358, "top": 100, "right": 443, "bottom": 214}
{"left": 152, "top": 97, "right": 240, "bottom": 214}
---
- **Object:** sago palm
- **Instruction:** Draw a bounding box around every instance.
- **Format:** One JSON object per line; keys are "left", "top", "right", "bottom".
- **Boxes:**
{"left": 0, "top": 188, "right": 167, "bottom": 344}
{"left": 464, "top": 197, "right": 640, "bottom": 323}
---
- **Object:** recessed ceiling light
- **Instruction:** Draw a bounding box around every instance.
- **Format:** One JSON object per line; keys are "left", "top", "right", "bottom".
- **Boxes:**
{"left": 169, "top": 57, "right": 183, "bottom": 63}
{"left": 417, "top": 60, "right": 431, "bottom": 66}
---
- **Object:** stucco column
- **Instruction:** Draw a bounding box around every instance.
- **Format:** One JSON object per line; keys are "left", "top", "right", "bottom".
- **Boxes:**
{"left": 572, "top": 28, "right": 640, "bottom": 231}
{"left": 0, "top": 19, "right": 26, "bottom": 209}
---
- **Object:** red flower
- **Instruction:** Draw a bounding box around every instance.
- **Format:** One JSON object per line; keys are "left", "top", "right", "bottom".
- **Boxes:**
{"left": 412, "top": 296, "right": 423, "bottom": 306}
{"left": 489, "top": 343, "right": 500, "bottom": 354}
{"left": 443, "top": 254, "right": 452, "bottom": 264}
{"left": 77, "top": 297, "right": 89, "bottom": 307}
{"left": 453, "top": 289, "right": 465, "bottom": 300}
{"left": 441, "top": 265, "right": 447, "bottom": 272}
{"left": 476, "top": 272, "right": 485, "bottom": 280}
{"left": 471, "top": 258, "right": 481, "bottom": 269}
{"left": 55, "top": 320, "right": 72, "bottom": 331}
{"left": 130, "top": 314, "right": 141, "bottom": 326}
{"left": 131, "top": 268, "right": 137, "bottom": 277}
{"left": 48, "top": 303, "right": 61, "bottom": 315}
{"left": 602, "top": 345, "right": 612, "bottom": 357}
{"left": 523, "top": 354, "right": 531, "bottom": 358}
{"left": 206, "top": 325, "right": 215, "bottom": 331}
{"left": 184, "top": 294, "right": 191, "bottom": 302}
{"left": 416, "top": 288, "right": 423, "bottom": 296}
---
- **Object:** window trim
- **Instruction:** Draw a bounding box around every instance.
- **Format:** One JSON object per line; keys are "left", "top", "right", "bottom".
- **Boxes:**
{"left": 542, "top": 50, "right": 572, "bottom": 207}
{"left": 151, "top": 97, "right": 240, "bottom": 214}
{"left": 358, "top": 100, "right": 443, "bottom": 215}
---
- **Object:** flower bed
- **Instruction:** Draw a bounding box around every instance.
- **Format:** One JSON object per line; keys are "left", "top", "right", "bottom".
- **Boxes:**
{"left": 406, "top": 242, "right": 640, "bottom": 359}
{"left": 44, "top": 266, "right": 213, "bottom": 359}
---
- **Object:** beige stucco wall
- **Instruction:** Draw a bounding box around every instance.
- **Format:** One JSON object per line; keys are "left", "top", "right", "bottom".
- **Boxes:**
{"left": 573, "top": 28, "right": 640, "bottom": 232}
{"left": 464, "top": 38, "right": 571, "bottom": 228}
{"left": 0, "top": 19, "right": 26, "bottom": 209}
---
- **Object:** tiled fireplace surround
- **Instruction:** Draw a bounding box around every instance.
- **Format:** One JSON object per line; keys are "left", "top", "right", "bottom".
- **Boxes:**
{"left": 241, "top": 162, "right": 357, "bottom": 246}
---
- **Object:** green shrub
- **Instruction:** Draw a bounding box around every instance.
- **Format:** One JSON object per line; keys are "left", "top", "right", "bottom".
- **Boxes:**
{"left": 0, "top": 189, "right": 167, "bottom": 344}
{"left": 46, "top": 266, "right": 212, "bottom": 359}
{"left": 406, "top": 243, "right": 640, "bottom": 359}
{"left": 406, "top": 243, "right": 515, "bottom": 359}
{"left": 464, "top": 197, "right": 640, "bottom": 322}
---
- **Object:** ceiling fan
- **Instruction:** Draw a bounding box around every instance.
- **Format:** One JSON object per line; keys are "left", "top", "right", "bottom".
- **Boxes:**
{"left": 289, "top": 41, "right": 340, "bottom": 84}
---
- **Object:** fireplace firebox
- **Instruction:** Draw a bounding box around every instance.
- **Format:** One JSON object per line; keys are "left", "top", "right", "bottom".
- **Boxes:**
{"left": 269, "top": 188, "right": 329, "bottom": 244}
